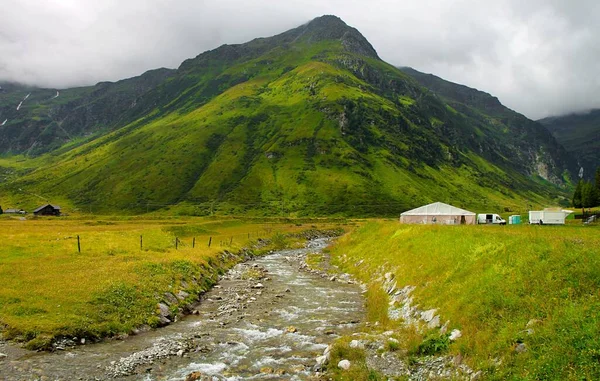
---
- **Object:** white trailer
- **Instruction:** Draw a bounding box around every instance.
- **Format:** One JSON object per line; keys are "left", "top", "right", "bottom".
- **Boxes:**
{"left": 528, "top": 210, "right": 572, "bottom": 225}
{"left": 477, "top": 213, "right": 506, "bottom": 225}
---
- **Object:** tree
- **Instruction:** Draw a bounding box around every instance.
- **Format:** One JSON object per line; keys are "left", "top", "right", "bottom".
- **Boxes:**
{"left": 595, "top": 167, "right": 600, "bottom": 196}
{"left": 581, "top": 181, "right": 598, "bottom": 208}
{"left": 572, "top": 180, "right": 583, "bottom": 208}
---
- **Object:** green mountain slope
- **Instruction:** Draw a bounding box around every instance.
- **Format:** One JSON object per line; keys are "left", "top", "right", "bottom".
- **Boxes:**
{"left": 539, "top": 109, "right": 600, "bottom": 176}
{"left": 0, "top": 68, "right": 175, "bottom": 155}
{"left": 0, "top": 16, "right": 574, "bottom": 215}
{"left": 399, "top": 67, "right": 577, "bottom": 184}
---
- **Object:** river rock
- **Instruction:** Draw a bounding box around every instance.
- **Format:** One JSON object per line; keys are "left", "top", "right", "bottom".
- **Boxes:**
{"left": 177, "top": 290, "right": 190, "bottom": 300}
{"left": 158, "top": 303, "right": 171, "bottom": 317}
{"left": 252, "top": 283, "right": 264, "bottom": 289}
{"left": 427, "top": 314, "right": 441, "bottom": 328}
{"left": 163, "top": 292, "right": 178, "bottom": 305}
{"left": 158, "top": 303, "right": 172, "bottom": 325}
{"left": 421, "top": 309, "right": 437, "bottom": 322}
{"left": 349, "top": 340, "right": 365, "bottom": 349}
{"left": 449, "top": 329, "right": 462, "bottom": 341}
{"left": 260, "top": 366, "right": 274, "bottom": 373}
{"left": 0, "top": 353, "right": 7, "bottom": 359}
{"left": 316, "top": 355, "right": 328, "bottom": 367}
{"left": 323, "top": 345, "right": 332, "bottom": 359}
{"left": 286, "top": 326, "right": 298, "bottom": 333}
{"left": 338, "top": 359, "right": 351, "bottom": 370}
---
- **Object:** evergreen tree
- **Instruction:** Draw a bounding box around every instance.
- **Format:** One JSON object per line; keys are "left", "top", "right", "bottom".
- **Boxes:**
{"left": 572, "top": 180, "right": 583, "bottom": 208}
{"left": 581, "top": 181, "right": 598, "bottom": 208}
{"left": 595, "top": 167, "right": 600, "bottom": 196}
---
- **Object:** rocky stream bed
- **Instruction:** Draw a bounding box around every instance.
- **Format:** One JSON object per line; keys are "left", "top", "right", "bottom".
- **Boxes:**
{"left": 1, "top": 237, "right": 480, "bottom": 380}
{"left": 0, "top": 239, "right": 365, "bottom": 380}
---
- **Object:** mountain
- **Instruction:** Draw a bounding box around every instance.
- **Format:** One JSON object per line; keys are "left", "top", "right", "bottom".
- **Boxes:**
{"left": 399, "top": 67, "right": 577, "bottom": 183}
{"left": 539, "top": 109, "right": 600, "bottom": 176}
{"left": 0, "top": 68, "right": 175, "bottom": 156}
{"left": 0, "top": 16, "right": 575, "bottom": 215}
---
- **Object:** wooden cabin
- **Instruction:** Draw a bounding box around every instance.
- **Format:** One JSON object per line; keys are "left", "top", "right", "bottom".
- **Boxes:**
{"left": 33, "top": 204, "right": 61, "bottom": 216}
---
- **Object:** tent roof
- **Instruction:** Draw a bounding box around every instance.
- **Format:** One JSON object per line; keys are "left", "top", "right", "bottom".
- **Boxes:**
{"left": 401, "top": 202, "right": 475, "bottom": 216}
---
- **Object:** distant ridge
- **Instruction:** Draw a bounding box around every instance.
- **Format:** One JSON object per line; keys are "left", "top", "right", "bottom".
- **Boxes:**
{"left": 539, "top": 109, "right": 600, "bottom": 175}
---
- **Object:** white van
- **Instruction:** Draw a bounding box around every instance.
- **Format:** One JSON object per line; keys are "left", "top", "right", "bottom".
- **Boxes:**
{"left": 477, "top": 213, "right": 506, "bottom": 225}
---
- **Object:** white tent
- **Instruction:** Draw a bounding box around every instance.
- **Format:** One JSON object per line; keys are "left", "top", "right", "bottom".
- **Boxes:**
{"left": 400, "top": 202, "right": 476, "bottom": 225}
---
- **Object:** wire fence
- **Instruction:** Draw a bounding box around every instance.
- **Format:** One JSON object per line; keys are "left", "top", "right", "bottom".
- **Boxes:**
{"left": 70, "top": 223, "right": 344, "bottom": 254}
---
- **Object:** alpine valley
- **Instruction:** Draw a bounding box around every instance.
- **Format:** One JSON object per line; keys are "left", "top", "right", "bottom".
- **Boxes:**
{"left": 0, "top": 16, "right": 578, "bottom": 216}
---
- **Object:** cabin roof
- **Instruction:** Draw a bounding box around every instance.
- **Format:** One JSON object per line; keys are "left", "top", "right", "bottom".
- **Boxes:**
{"left": 33, "top": 204, "right": 61, "bottom": 213}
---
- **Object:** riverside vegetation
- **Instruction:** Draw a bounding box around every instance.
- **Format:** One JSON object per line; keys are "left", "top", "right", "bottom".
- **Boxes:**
{"left": 324, "top": 221, "right": 600, "bottom": 380}
{"left": 0, "top": 215, "right": 345, "bottom": 350}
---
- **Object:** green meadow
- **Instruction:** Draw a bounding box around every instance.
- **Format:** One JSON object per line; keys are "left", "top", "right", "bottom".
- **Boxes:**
{"left": 328, "top": 221, "right": 600, "bottom": 380}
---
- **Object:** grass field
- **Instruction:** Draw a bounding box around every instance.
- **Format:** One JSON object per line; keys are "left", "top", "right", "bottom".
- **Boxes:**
{"left": 0, "top": 215, "right": 344, "bottom": 349}
{"left": 328, "top": 221, "right": 600, "bottom": 380}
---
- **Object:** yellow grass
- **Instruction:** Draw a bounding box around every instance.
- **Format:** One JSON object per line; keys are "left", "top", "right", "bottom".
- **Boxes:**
{"left": 0, "top": 216, "right": 342, "bottom": 349}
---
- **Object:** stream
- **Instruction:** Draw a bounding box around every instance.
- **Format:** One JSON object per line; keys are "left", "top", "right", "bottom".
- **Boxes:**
{"left": 1, "top": 238, "right": 365, "bottom": 380}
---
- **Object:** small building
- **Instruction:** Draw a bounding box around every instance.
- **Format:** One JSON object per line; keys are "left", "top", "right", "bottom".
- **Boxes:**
{"left": 33, "top": 204, "right": 61, "bottom": 216}
{"left": 400, "top": 202, "right": 476, "bottom": 225}
{"left": 4, "top": 208, "right": 26, "bottom": 214}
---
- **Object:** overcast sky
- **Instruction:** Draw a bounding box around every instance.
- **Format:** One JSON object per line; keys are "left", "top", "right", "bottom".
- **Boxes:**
{"left": 1, "top": 0, "right": 599, "bottom": 119}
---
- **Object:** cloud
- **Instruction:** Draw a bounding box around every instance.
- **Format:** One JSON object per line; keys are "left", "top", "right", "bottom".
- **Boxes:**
{"left": 1, "top": 0, "right": 599, "bottom": 119}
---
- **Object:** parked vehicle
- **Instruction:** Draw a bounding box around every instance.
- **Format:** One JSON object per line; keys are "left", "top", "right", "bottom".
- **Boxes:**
{"left": 477, "top": 213, "right": 506, "bottom": 225}
{"left": 528, "top": 209, "right": 572, "bottom": 225}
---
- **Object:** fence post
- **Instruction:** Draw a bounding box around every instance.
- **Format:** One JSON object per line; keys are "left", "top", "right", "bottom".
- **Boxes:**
{"left": 192, "top": 237, "right": 195, "bottom": 248}
{"left": 176, "top": 237, "right": 178, "bottom": 250}
{"left": 140, "top": 235, "right": 143, "bottom": 251}
{"left": 77, "top": 235, "right": 81, "bottom": 253}
{"left": 208, "top": 237, "right": 212, "bottom": 247}
{"left": 230, "top": 237, "right": 233, "bottom": 245}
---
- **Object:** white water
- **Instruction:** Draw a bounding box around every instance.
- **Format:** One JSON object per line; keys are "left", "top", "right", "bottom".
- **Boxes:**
{"left": 16, "top": 101, "right": 23, "bottom": 111}
{"left": 53, "top": 91, "right": 59, "bottom": 99}
{"left": 1, "top": 119, "right": 7, "bottom": 126}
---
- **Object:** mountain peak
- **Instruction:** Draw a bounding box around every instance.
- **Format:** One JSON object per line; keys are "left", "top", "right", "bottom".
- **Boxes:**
{"left": 296, "top": 15, "right": 379, "bottom": 59}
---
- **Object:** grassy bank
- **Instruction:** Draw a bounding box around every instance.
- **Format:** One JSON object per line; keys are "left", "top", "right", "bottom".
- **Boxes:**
{"left": 0, "top": 216, "right": 341, "bottom": 349}
{"left": 328, "top": 221, "right": 600, "bottom": 380}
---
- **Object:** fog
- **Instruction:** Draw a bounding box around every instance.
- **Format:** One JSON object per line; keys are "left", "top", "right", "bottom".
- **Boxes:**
{"left": 1, "top": 0, "right": 599, "bottom": 119}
